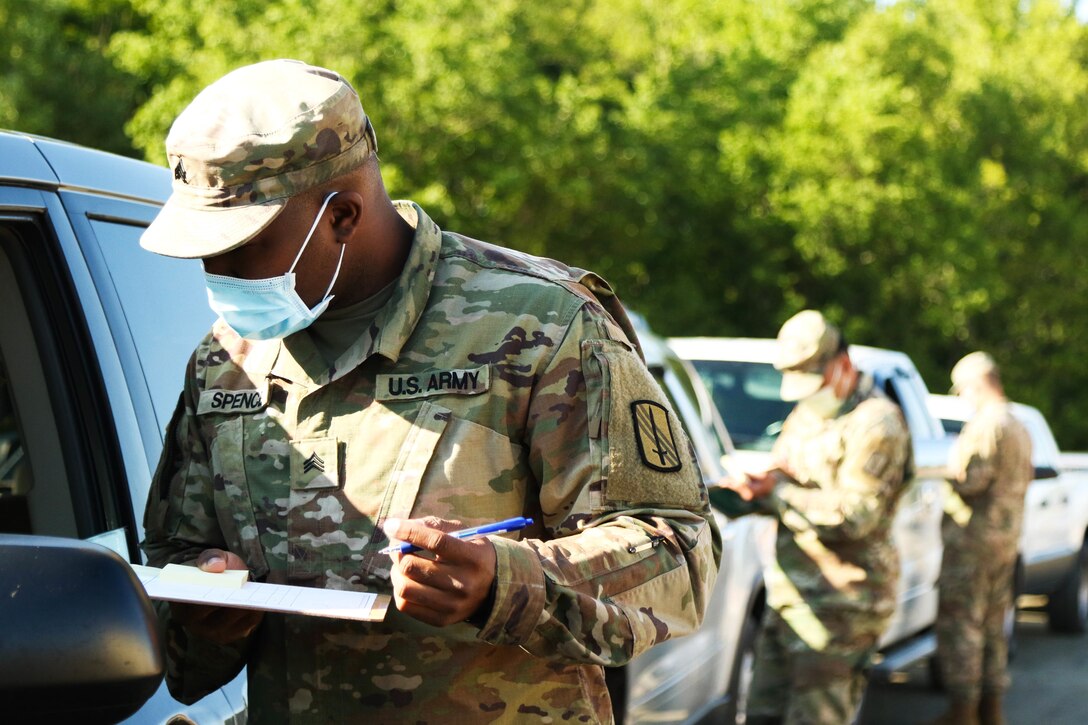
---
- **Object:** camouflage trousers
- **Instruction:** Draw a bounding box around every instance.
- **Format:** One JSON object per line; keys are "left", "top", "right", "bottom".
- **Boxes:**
{"left": 747, "top": 606, "right": 881, "bottom": 725}
{"left": 936, "top": 543, "right": 1016, "bottom": 702}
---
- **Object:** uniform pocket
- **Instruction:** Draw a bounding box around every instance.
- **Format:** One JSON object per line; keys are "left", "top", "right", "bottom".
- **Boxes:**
{"left": 352, "top": 401, "right": 451, "bottom": 578}
{"left": 208, "top": 416, "right": 270, "bottom": 579}
{"left": 349, "top": 400, "right": 530, "bottom": 580}
{"left": 540, "top": 520, "right": 682, "bottom": 602}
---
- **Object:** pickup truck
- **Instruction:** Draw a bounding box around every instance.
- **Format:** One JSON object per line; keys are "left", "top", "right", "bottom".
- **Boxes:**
{"left": 928, "top": 394, "right": 1088, "bottom": 633}
{"left": 667, "top": 337, "right": 958, "bottom": 704}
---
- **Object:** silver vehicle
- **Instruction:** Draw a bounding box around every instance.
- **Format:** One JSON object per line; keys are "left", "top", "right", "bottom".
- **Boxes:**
{"left": 618, "top": 329, "right": 772, "bottom": 724}
{"left": 0, "top": 130, "right": 243, "bottom": 722}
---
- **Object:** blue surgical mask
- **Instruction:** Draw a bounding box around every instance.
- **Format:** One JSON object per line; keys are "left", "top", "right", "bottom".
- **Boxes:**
{"left": 204, "top": 192, "right": 345, "bottom": 340}
{"left": 796, "top": 362, "right": 845, "bottom": 419}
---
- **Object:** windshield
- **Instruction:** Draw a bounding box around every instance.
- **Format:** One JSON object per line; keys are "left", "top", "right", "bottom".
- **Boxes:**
{"left": 688, "top": 359, "right": 795, "bottom": 451}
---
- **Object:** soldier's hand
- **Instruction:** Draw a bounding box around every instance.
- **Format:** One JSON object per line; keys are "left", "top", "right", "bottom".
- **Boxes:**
{"left": 383, "top": 517, "right": 498, "bottom": 628}
{"left": 739, "top": 470, "right": 777, "bottom": 500}
{"left": 169, "top": 549, "right": 264, "bottom": 645}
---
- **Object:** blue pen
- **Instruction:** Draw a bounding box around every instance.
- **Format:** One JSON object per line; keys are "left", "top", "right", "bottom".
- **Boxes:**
{"left": 380, "top": 516, "right": 534, "bottom": 556}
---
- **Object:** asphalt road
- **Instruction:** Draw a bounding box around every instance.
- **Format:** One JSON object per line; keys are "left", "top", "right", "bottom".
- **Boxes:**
{"left": 860, "top": 610, "right": 1088, "bottom": 723}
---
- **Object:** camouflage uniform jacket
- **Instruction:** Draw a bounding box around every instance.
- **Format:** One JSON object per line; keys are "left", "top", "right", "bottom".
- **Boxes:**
{"left": 761, "top": 377, "right": 912, "bottom": 623}
{"left": 142, "top": 202, "right": 720, "bottom": 724}
{"left": 943, "top": 400, "right": 1032, "bottom": 558}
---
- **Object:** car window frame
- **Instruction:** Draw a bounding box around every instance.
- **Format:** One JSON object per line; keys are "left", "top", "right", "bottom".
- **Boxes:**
{"left": 0, "top": 189, "right": 135, "bottom": 552}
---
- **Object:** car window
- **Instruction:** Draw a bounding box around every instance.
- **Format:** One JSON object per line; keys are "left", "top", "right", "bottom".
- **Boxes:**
{"left": 0, "top": 352, "right": 33, "bottom": 533}
{"left": 881, "top": 370, "right": 939, "bottom": 441}
{"left": 665, "top": 355, "right": 728, "bottom": 462}
{"left": 939, "top": 417, "right": 964, "bottom": 435}
{"left": 0, "top": 222, "right": 80, "bottom": 538}
{"left": 86, "top": 219, "right": 213, "bottom": 434}
{"left": 689, "top": 359, "right": 795, "bottom": 451}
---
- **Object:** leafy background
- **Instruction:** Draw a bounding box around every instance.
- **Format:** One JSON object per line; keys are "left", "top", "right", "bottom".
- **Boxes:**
{"left": 3, "top": 0, "right": 1087, "bottom": 446}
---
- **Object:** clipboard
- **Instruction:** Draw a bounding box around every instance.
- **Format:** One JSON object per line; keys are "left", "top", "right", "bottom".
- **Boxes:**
{"left": 131, "top": 563, "right": 390, "bottom": 622}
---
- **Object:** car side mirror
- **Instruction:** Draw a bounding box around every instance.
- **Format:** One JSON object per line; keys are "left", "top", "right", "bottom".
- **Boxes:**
{"left": 0, "top": 534, "right": 163, "bottom": 724}
{"left": 1034, "top": 465, "right": 1059, "bottom": 481}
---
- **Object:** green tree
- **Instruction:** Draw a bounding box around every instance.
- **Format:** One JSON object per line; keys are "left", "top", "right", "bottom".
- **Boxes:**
{"left": 771, "top": 0, "right": 1088, "bottom": 446}
{"left": 109, "top": 0, "right": 867, "bottom": 335}
{"left": 0, "top": 0, "right": 147, "bottom": 156}
{"left": 11, "top": 0, "right": 1085, "bottom": 445}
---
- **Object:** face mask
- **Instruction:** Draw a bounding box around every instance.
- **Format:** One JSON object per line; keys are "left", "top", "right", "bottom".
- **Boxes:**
{"left": 796, "top": 362, "right": 844, "bottom": 419}
{"left": 204, "top": 192, "right": 345, "bottom": 341}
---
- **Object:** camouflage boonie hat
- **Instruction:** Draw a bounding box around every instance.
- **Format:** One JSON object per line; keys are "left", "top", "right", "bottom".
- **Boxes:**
{"left": 950, "top": 351, "right": 998, "bottom": 393}
{"left": 775, "top": 309, "right": 842, "bottom": 401}
{"left": 141, "top": 59, "right": 377, "bottom": 259}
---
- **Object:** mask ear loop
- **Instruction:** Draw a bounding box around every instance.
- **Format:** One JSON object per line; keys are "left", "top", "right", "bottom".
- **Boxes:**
{"left": 322, "top": 240, "right": 347, "bottom": 301}
{"left": 288, "top": 191, "right": 339, "bottom": 274}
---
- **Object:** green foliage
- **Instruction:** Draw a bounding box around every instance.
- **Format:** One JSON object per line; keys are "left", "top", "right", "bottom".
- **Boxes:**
{"left": 0, "top": 0, "right": 147, "bottom": 155}
{"left": 5, "top": 0, "right": 1088, "bottom": 445}
{"left": 771, "top": 0, "right": 1088, "bottom": 445}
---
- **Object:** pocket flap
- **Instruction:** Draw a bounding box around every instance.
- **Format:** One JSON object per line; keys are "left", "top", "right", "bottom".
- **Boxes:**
{"left": 291, "top": 437, "right": 340, "bottom": 490}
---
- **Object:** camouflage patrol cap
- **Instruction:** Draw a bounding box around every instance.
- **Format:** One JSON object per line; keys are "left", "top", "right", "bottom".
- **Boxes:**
{"left": 950, "top": 351, "right": 999, "bottom": 393}
{"left": 141, "top": 59, "right": 377, "bottom": 260}
{"left": 774, "top": 309, "right": 843, "bottom": 401}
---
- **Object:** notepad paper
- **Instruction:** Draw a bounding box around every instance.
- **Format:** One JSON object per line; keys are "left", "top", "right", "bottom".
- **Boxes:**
{"left": 131, "top": 564, "right": 389, "bottom": 622}
{"left": 160, "top": 563, "right": 249, "bottom": 588}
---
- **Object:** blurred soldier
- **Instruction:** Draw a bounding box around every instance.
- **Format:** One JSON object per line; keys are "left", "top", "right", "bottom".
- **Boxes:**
{"left": 932, "top": 352, "right": 1032, "bottom": 725}
{"left": 722, "top": 310, "right": 912, "bottom": 725}
{"left": 139, "top": 59, "right": 719, "bottom": 722}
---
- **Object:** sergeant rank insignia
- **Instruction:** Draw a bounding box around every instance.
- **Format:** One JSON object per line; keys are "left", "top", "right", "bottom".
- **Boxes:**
{"left": 303, "top": 452, "right": 325, "bottom": 474}
{"left": 631, "top": 400, "right": 682, "bottom": 473}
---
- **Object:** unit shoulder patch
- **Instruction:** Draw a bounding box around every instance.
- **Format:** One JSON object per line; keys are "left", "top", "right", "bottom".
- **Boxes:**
{"left": 630, "top": 400, "right": 683, "bottom": 473}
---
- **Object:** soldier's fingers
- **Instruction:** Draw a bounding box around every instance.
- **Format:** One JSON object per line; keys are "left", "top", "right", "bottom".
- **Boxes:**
{"left": 392, "top": 573, "right": 467, "bottom": 614}
{"left": 196, "top": 549, "right": 249, "bottom": 573}
{"left": 397, "top": 555, "right": 464, "bottom": 592}
{"left": 196, "top": 548, "right": 230, "bottom": 572}
{"left": 394, "top": 597, "right": 452, "bottom": 627}
{"left": 383, "top": 517, "right": 474, "bottom": 560}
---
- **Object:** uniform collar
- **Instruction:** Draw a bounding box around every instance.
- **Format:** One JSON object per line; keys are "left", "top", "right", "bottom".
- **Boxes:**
{"left": 838, "top": 373, "right": 876, "bottom": 417}
{"left": 247, "top": 201, "right": 443, "bottom": 389}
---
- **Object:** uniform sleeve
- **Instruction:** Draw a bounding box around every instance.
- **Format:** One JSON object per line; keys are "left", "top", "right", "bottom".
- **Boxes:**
{"left": 950, "top": 416, "right": 1000, "bottom": 497}
{"left": 768, "top": 406, "right": 911, "bottom": 542}
{"left": 475, "top": 302, "right": 721, "bottom": 666}
{"left": 141, "top": 353, "right": 254, "bottom": 704}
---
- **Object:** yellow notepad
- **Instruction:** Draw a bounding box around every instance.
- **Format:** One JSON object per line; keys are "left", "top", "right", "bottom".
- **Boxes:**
{"left": 160, "top": 563, "right": 249, "bottom": 589}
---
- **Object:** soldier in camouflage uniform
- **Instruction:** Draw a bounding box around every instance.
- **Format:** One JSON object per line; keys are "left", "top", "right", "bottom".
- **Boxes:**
{"left": 721, "top": 310, "right": 912, "bottom": 725}
{"left": 932, "top": 352, "right": 1032, "bottom": 725}
{"left": 138, "top": 60, "right": 720, "bottom": 723}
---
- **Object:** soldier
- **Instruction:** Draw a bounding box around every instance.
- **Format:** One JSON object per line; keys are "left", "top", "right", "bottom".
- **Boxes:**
{"left": 720, "top": 310, "right": 912, "bottom": 724}
{"left": 139, "top": 60, "right": 719, "bottom": 723}
{"left": 932, "top": 352, "right": 1032, "bottom": 725}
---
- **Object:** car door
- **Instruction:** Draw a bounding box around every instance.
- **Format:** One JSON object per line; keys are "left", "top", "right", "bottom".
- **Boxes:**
{"left": 0, "top": 183, "right": 244, "bottom": 724}
{"left": 871, "top": 366, "right": 946, "bottom": 642}
{"left": 1017, "top": 407, "right": 1067, "bottom": 569}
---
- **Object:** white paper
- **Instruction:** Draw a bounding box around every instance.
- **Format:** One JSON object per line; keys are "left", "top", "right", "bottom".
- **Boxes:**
{"left": 131, "top": 564, "right": 389, "bottom": 622}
